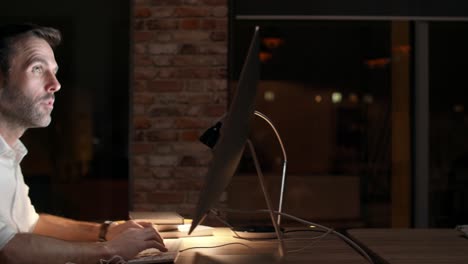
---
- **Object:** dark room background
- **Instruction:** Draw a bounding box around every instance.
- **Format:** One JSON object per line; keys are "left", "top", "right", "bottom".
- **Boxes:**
{"left": 0, "top": 1, "right": 131, "bottom": 221}
{"left": 1, "top": 0, "right": 468, "bottom": 228}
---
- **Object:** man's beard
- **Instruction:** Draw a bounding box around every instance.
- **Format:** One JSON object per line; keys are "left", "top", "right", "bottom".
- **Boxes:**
{"left": 0, "top": 81, "right": 54, "bottom": 128}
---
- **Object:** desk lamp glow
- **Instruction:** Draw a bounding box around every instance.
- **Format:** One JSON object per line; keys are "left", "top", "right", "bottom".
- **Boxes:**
{"left": 188, "top": 26, "right": 287, "bottom": 256}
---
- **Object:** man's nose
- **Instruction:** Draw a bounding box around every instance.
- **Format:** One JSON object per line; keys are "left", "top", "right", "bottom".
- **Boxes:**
{"left": 46, "top": 71, "right": 61, "bottom": 92}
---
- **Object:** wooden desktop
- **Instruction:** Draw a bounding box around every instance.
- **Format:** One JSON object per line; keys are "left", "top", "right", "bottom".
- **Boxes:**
{"left": 347, "top": 228, "right": 468, "bottom": 264}
{"left": 173, "top": 227, "right": 368, "bottom": 263}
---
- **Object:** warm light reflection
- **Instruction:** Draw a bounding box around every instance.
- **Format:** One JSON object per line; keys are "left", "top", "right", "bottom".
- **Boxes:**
{"left": 453, "top": 104, "right": 465, "bottom": 113}
{"left": 392, "top": 45, "right": 411, "bottom": 55}
{"left": 177, "top": 224, "right": 190, "bottom": 232}
{"left": 364, "top": 58, "right": 391, "bottom": 69}
{"left": 363, "top": 94, "right": 374, "bottom": 104}
{"left": 314, "top": 95, "right": 323, "bottom": 103}
{"left": 332, "top": 92, "right": 342, "bottom": 104}
{"left": 349, "top": 93, "right": 359, "bottom": 104}
{"left": 259, "top": 51, "right": 272, "bottom": 62}
{"left": 262, "top": 37, "right": 284, "bottom": 49}
{"left": 264, "top": 91, "right": 275, "bottom": 102}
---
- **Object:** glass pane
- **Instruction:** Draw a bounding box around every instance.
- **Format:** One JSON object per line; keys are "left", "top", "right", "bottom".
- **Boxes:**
{"left": 429, "top": 22, "right": 468, "bottom": 227}
{"left": 228, "top": 20, "right": 394, "bottom": 228}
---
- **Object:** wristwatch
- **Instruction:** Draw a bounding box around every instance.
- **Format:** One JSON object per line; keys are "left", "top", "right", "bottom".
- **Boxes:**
{"left": 98, "top": 220, "right": 113, "bottom": 242}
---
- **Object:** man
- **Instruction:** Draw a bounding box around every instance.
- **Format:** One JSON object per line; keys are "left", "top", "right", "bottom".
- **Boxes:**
{"left": 0, "top": 23, "right": 166, "bottom": 263}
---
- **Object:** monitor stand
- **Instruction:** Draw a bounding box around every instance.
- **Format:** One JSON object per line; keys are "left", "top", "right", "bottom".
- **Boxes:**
{"left": 229, "top": 139, "right": 286, "bottom": 256}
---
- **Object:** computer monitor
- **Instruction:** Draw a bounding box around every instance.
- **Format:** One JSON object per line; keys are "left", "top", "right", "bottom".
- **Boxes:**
{"left": 189, "top": 26, "right": 260, "bottom": 234}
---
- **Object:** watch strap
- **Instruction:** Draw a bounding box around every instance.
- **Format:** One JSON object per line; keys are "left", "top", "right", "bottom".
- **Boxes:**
{"left": 98, "top": 220, "right": 113, "bottom": 242}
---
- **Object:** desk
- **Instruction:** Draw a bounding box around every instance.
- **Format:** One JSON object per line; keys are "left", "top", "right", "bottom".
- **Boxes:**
{"left": 347, "top": 229, "right": 468, "bottom": 264}
{"left": 174, "top": 228, "right": 368, "bottom": 263}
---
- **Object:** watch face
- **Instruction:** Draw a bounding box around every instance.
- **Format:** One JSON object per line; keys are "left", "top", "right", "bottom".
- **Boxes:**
{"left": 99, "top": 220, "right": 113, "bottom": 241}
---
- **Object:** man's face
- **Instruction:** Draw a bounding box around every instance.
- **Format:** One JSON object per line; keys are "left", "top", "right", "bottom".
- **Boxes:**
{"left": 0, "top": 36, "right": 61, "bottom": 128}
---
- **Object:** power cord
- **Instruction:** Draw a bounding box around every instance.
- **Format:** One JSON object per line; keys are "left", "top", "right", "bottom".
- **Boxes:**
{"left": 210, "top": 208, "right": 335, "bottom": 253}
{"left": 215, "top": 208, "right": 375, "bottom": 264}
{"left": 283, "top": 229, "right": 328, "bottom": 234}
{"left": 179, "top": 242, "right": 252, "bottom": 253}
{"left": 286, "top": 228, "right": 333, "bottom": 253}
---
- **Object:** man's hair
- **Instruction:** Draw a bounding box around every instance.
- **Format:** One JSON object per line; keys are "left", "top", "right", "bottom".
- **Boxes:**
{"left": 0, "top": 23, "right": 61, "bottom": 75}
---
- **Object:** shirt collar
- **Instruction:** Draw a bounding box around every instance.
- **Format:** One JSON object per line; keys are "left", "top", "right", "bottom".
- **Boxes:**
{"left": 0, "top": 135, "right": 28, "bottom": 163}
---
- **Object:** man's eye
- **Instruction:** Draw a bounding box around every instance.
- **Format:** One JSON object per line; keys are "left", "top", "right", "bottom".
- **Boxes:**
{"left": 32, "top": 65, "right": 43, "bottom": 74}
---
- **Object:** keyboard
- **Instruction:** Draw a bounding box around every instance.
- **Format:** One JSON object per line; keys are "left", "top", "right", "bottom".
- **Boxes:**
{"left": 456, "top": 225, "right": 468, "bottom": 238}
{"left": 128, "top": 239, "right": 182, "bottom": 264}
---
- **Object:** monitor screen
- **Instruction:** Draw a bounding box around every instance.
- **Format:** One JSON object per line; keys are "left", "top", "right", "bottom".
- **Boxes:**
{"left": 189, "top": 26, "right": 260, "bottom": 234}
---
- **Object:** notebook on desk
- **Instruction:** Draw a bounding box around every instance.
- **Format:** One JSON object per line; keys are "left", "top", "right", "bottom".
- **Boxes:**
{"left": 129, "top": 211, "right": 184, "bottom": 225}
{"left": 129, "top": 211, "right": 185, "bottom": 234}
{"left": 160, "top": 224, "right": 214, "bottom": 239}
{"left": 128, "top": 239, "right": 182, "bottom": 264}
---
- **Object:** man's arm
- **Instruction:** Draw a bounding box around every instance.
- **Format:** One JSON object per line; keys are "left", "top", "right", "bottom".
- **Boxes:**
{"left": 33, "top": 214, "right": 102, "bottom": 242}
{"left": 33, "top": 214, "right": 163, "bottom": 243}
{"left": 0, "top": 226, "right": 165, "bottom": 264}
{"left": 0, "top": 233, "right": 111, "bottom": 264}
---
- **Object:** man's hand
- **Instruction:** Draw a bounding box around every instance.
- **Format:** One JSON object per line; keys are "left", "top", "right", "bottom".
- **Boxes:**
{"left": 105, "top": 226, "right": 168, "bottom": 260}
{"left": 0, "top": 227, "right": 168, "bottom": 264}
{"left": 106, "top": 220, "right": 163, "bottom": 243}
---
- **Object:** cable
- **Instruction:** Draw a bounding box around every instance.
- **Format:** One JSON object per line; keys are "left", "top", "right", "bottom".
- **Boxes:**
{"left": 179, "top": 242, "right": 252, "bottom": 252}
{"left": 287, "top": 228, "right": 333, "bottom": 253}
{"left": 254, "top": 110, "right": 288, "bottom": 226}
{"left": 210, "top": 209, "right": 350, "bottom": 257}
{"left": 283, "top": 229, "right": 327, "bottom": 234}
{"left": 216, "top": 208, "right": 375, "bottom": 264}
{"left": 211, "top": 208, "right": 334, "bottom": 253}
{"left": 210, "top": 209, "right": 329, "bottom": 243}
{"left": 209, "top": 209, "right": 252, "bottom": 239}
{"left": 278, "top": 211, "right": 373, "bottom": 263}
{"left": 210, "top": 209, "right": 235, "bottom": 229}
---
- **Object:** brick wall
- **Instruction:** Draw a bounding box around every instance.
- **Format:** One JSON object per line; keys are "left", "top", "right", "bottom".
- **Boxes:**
{"left": 131, "top": 0, "right": 228, "bottom": 217}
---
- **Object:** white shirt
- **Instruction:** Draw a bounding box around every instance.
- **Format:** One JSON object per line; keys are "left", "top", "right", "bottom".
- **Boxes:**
{"left": 0, "top": 136, "right": 39, "bottom": 249}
